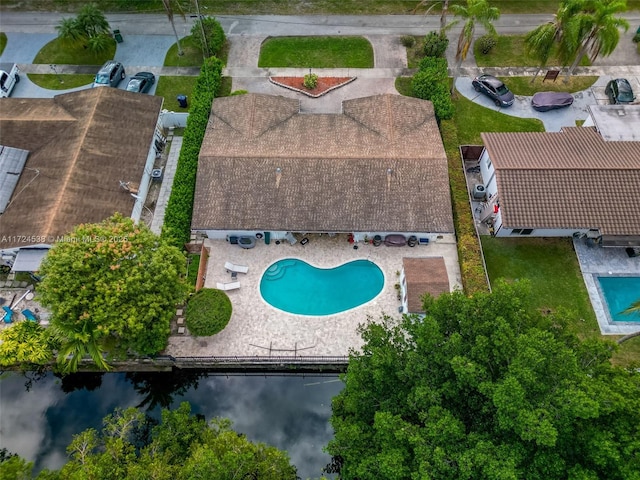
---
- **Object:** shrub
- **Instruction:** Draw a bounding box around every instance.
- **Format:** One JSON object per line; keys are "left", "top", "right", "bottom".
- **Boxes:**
{"left": 423, "top": 31, "right": 449, "bottom": 58}
{"left": 412, "top": 57, "right": 453, "bottom": 120}
{"left": 400, "top": 35, "right": 416, "bottom": 48}
{"left": 476, "top": 34, "right": 497, "bottom": 54}
{"left": 185, "top": 288, "right": 232, "bottom": 336}
{"left": 633, "top": 31, "right": 640, "bottom": 43}
{"left": 191, "top": 16, "right": 226, "bottom": 57}
{"left": 303, "top": 73, "right": 318, "bottom": 89}
{"left": 161, "top": 57, "right": 223, "bottom": 248}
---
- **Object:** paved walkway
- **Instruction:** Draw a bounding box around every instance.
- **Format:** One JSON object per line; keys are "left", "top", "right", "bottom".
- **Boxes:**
{"left": 150, "top": 136, "right": 181, "bottom": 235}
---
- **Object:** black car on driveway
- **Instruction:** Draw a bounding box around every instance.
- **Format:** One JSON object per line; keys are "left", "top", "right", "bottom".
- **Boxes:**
{"left": 125, "top": 72, "right": 156, "bottom": 94}
{"left": 605, "top": 78, "right": 636, "bottom": 104}
{"left": 472, "top": 74, "right": 515, "bottom": 107}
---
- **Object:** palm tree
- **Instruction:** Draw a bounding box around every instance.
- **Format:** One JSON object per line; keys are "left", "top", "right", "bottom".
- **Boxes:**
{"left": 52, "top": 320, "right": 111, "bottom": 373}
{"left": 525, "top": 0, "right": 629, "bottom": 81}
{"left": 449, "top": 0, "right": 500, "bottom": 94}
{"left": 411, "top": 0, "right": 451, "bottom": 32}
{"left": 162, "top": 0, "right": 186, "bottom": 56}
{"left": 565, "top": 0, "right": 629, "bottom": 76}
{"left": 56, "top": 4, "right": 112, "bottom": 54}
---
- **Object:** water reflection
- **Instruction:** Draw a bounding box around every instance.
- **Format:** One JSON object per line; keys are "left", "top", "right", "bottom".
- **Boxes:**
{"left": 0, "top": 371, "right": 343, "bottom": 479}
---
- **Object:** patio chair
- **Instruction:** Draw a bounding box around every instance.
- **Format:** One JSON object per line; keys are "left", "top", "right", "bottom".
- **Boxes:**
{"left": 1, "top": 306, "right": 13, "bottom": 324}
{"left": 21, "top": 309, "right": 38, "bottom": 322}
{"left": 216, "top": 281, "right": 241, "bottom": 291}
{"left": 224, "top": 261, "right": 249, "bottom": 274}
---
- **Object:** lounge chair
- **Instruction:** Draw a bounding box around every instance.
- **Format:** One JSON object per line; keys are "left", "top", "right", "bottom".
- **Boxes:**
{"left": 1, "top": 306, "right": 13, "bottom": 324}
{"left": 224, "top": 261, "right": 249, "bottom": 274}
{"left": 216, "top": 281, "right": 241, "bottom": 291}
{"left": 21, "top": 309, "right": 38, "bottom": 322}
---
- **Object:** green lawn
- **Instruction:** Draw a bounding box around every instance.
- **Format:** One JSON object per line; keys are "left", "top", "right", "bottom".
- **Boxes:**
{"left": 32, "top": 37, "right": 116, "bottom": 65}
{"left": 164, "top": 35, "right": 205, "bottom": 67}
{"left": 258, "top": 36, "right": 374, "bottom": 68}
{"left": 481, "top": 237, "right": 640, "bottom": 365}
{"left": 475, "top": 34, "right": 590, "bottom": 68}
{"left": 154, "top": 76, "right": 199, "bottom": 111}
{"left": 453, "top": 92, "right": 545, "bottom": 144}
{"left": 0, "top": 33, "right": 7, "bottom": 56}
{"left": 27, "top": 73, "right": 94, "bottom": 89}
{"left": 500, "top": 75, "right": 599, "bottom": 96}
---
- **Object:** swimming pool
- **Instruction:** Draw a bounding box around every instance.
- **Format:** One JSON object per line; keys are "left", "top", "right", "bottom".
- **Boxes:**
{"left": 597, "top": 276, "right": 640, "bottom": 322}
{"left": 260, "top": 258, "right": 384, "bottom": 315}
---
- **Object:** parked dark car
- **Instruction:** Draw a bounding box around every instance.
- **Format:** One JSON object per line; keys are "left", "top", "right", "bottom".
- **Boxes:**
{"left": 531, "top": 91, "right": 574, "bottom": 112}
{"left": 125, "top": 72, "right": 156, "bottom": 94}
{"left": 93, "top": 60, "right": 125, "bottom": 88}
{"left": 605, "top": 78, "right": 636, "bottom": 104}
{"left": 472, "top": 74, "right": 515, "bottom": 107}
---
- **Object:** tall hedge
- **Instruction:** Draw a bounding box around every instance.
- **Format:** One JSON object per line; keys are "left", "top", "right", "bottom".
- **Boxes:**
{"left": 411, "top": 56, "right": 454, "bottom": 120}
{"left": 161, "top": 57, "right": 224, "bottom": 248}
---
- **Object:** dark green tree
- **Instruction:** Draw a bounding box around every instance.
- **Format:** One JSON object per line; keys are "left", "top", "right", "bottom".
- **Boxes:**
{"left": 190, "top": 16, "right": 226, "bottom": 58}
{"left": 20, "top": 402, "right": 298, "bottom": 480}
{"left": 38, "top": 214, "right": 189, "bottom": 371}
{"left": 328, "top": 281, "right": 640, "bottom": 479}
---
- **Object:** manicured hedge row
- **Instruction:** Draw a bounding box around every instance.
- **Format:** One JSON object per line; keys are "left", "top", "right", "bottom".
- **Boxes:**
{"left": 161, "top": 57, "right": 224, "bottom": 248}
{"left": 411, "top": 57, "right": 454, "bottom": 120}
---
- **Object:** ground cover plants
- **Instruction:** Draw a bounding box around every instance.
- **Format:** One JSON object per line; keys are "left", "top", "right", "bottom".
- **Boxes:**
{"left": 474, "top": 34, "right": 591, "bottom": 67}
{"left": 32, "top": 36, "right": 115, "bottom": 65}
{"left": 258, "top": 36, "right": 374, "bottom": 68}
{"left": 500, "top": 75, "right": 599, "bottom": 96}
{"left": 27, "top": 73, "right": 94, "bottom": 89}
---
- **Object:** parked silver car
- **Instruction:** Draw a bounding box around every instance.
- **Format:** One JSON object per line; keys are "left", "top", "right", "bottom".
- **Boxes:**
{"left": 93, "top": 61, "right": 126, "bottom": 88}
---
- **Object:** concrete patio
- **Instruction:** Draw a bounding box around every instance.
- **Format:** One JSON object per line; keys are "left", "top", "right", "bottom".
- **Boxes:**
{"left": 164, "top": 234, "right": 462, "bottom": 358}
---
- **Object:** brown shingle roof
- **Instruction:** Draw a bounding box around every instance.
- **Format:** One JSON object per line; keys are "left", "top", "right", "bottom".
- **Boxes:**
{"left": 193, "top": 94, "right": 453, "bottom": 233}
{"left": 0, "top": 88, "right": 163, "bottom": 248}
{"left": 481, "top": 127, "right": 640, "bottom": 236}
{"left": 403, "top": 257, "right": 450, "bottom": 313}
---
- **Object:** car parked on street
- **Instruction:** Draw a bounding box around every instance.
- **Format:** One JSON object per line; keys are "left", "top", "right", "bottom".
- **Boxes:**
{"left": 605, "top": 78, "right": 636, "bottom": 104}
{"left": 125, "top": 72, "right": 156, "bottom": 94}
{"left": 472, "top": 74, "right": 515, "bottom": 107}
{"left": 531, "top": 91, "right": 574, "bottom": 112}
{"left": 93, "top": 61, "right": 125, "bottom": 88}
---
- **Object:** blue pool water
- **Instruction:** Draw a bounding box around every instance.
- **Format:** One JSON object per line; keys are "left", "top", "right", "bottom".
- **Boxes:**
{"left": 598, "top": 276, "right": 640, "bottom": 322}
{"left": 260, "top": 258, "right": 384, "bottom": 315}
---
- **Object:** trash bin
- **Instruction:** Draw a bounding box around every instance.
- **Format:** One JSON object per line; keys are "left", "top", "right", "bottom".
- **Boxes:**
{"left": 264, "top": 232, "right": 271, "bottom": 245}
{"left": 177, "top": 95, "right": 188, "bottom": 108}
{"left": 113, "top": 29, "right": 123, "bottom": 43}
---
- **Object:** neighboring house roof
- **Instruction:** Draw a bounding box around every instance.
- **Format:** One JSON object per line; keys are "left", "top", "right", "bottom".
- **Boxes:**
{"left": 0, "top": 88, "right": 163, "bottom": 248}
{"left": 11, "top": 246, "right": 50, "bottom": 273}
{"left": 588, "top": 104, "right": 640, "bottom": 142}
{"left": 403, "top": 257, "right": 450, "bottom": 313}
{"left": 193, "top": 93, "right": 453, "bottom": 233}
{"left": 481, "top": 127, "right": 640, "bottom": 237}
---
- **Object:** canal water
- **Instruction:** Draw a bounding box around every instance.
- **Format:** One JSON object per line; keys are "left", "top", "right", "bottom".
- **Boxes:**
{"left": 0, "top": 371, "right": 343, "bottom": 479}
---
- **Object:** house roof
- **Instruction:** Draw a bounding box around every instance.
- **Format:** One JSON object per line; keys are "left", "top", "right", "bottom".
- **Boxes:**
{"left": 481, "top": 127, "right": 640, "bottom": 236}
{"left": 193, "top": 93, "right": 453, "bottom": 233}
{"left": 588, "top": 104, "right": 640, "bottom": 142}
{"left": 0, "top": 88, "right": 163, "bottom": 248}
{"left": 403, "top": 257, "right": 450, "bottom": 313}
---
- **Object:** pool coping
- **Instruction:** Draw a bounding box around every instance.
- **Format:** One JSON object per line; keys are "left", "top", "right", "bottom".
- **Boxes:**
{"left": 574, "top": 238, "right": 640, "bottom": 335}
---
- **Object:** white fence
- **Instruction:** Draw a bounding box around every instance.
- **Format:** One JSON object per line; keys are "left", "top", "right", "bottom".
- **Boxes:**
{"left": 160, "top": 110, "right": 189, "bottom": 129}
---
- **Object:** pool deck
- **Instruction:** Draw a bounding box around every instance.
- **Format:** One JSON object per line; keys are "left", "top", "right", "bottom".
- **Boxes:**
{"left": 165, "top": 234, "right": 462, "bottom": 358}
{"left": 574, "top": 239, "right": 640, "bottom": 335}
